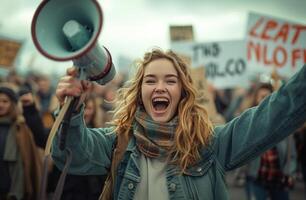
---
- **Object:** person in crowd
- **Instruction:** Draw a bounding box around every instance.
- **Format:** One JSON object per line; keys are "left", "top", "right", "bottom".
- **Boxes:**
{"left": 0, "top": 83, "right": 42, "bottom": 200}
{"left": 213, "top": 88, "right": 232, "bottom": 116}
{"left": 52, "top": 48, "right": 306, "bottom": 200}
{"left": 294, "top": 123, "right": 306, "bottom": 193}
{"left": 84, "top": 94, "right": 104, "bottom": 128}
{"left": 244, "top": 83, "right": 297, "bottom": 200}
{"left": 35, "top": 75, "right": 57, "bottom": 133}
{"left": 35, "top": 75, "right": 54, "bottom": 113}
{"left": 19, "top": 85, "right": 47, "bottom": 148}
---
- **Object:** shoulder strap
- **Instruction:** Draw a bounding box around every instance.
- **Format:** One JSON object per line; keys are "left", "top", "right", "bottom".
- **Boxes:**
{"left": 100, "top": 129, "right": 132, "bottom": 200}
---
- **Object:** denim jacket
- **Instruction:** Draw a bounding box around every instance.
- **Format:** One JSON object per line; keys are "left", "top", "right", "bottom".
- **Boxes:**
{"left": 52, "top": 65, "right": 306, "bottom": 200}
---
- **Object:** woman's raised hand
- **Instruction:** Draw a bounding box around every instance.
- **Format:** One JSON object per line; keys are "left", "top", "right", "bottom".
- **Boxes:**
{"left": 55, "top": 67, "right": 94, "bottom": 107}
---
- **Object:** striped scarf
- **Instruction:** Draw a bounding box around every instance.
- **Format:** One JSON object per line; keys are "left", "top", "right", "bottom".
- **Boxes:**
{"left": 133, "top": 108, "right": 178, "bottom": 158}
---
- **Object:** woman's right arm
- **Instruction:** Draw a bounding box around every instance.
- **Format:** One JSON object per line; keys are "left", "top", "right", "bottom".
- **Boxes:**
{"left": 51, "top": 67, "right": 115, "bottom": 175}
{"left": 51, "top": 109, "right": 116, "bottom": 175}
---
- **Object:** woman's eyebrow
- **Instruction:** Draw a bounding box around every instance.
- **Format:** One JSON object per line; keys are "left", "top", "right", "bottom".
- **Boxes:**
{"left": 144, "top": 74, "right": 178, "bottom": 78}
{"left": 143, "top": 74, "right": 156, "bottom": 78}
{"left": 165, "top": 74, "right": 178, "bottom": 78}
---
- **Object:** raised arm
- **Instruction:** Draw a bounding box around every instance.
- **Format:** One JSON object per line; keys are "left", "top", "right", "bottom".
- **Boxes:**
{"left": 51, "top": 67, "right": 115, "bottom": 175}
{"left": 212, "top": 65, "right": 306, "bottom": 171}
{"left": 20, "top": 89, "right": 48, "bottom": 148}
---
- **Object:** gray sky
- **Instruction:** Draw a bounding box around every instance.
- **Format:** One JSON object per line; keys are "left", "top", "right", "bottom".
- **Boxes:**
{"left": 0, "top": 0, "right": 305, "bottom": 76}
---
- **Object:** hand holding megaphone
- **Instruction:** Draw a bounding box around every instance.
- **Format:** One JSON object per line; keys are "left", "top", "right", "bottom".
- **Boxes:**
{"left": 31, "top": 0, "right": 115, "bottom": 152}
{"left": 56, "top": 67, "right": 94, "bottom": 107}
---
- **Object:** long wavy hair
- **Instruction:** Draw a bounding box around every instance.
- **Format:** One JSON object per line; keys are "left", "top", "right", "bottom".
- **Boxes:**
{"left": 111, "top": 48, "right": 214, "bottom": 172}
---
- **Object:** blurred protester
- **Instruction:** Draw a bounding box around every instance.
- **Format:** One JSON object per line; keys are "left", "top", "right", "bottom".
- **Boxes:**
{"left": 223, "top": 87, "right": 248, "bottom": 122}
{"left": 19, "top": 85, "right": 47, "bottom": 148}
{"left": 293, "top": 123, "right": 306, "bottom": 192}
{"left": 36, "top": 75, "right": 53, "bottom": 113}
{"left": 35, "top": 74, "right": 57, "bottom": 132}
{"left": 245, "top": 83, "right": 297, "bottom": 200}
{"left": 5, "top": 70, "right": 24, "bottom": 88}
{"left": 0, "top": 83, "right": 42, "bottom": 200}
{"left": 213, "top": 88, "right": 232, "bottom": 116}
{"left": 84, "top": 95, "right": 104, "bottom": 128}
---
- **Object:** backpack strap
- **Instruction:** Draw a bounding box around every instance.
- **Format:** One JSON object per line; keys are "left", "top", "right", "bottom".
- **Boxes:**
{"left": 100, "top": 129, "right": 132, "bottom": 200}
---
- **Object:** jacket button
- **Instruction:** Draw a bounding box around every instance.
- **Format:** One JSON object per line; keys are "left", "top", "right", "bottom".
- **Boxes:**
{"left": 128, "top": 183, "right": 134, "bottom": 190}
{"left": 169, "top": 183, "right": 176, "bottom": 191}
{"left": 196, "top": 167, "right": 202, "bottom": 172}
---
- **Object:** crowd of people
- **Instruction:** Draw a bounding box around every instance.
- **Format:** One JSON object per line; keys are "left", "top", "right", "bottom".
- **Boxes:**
{"left": 0, "top": 48, "right": 305, "bottom": 200}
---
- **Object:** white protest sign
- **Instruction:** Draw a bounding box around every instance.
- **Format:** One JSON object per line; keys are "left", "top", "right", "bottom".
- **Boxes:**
{"left": 171, "top": 40, "right": 249, "bottom": 89}
{"left": 246, "top": 12, "right": 306, "bottom": 77}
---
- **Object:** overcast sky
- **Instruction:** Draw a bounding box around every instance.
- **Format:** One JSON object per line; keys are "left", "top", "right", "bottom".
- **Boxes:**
{"left": 0, "top": 0, "right": 305, "bottom": 76}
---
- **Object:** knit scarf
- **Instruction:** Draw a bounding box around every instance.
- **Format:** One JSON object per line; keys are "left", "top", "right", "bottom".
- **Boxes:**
{"left": 133, "top": 108, "right": 178, "bottom": 158}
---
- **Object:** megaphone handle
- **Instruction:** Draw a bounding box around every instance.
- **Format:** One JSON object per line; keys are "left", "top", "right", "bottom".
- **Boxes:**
{"left": 59, "top": 97, "right": 80, "bottom": 150}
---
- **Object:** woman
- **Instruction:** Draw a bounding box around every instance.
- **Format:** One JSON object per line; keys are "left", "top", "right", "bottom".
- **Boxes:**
{"left": 52, "top": 49, "right": 306, "bottom": 200}
{"left": 0, "top": 84, "right": 42, "bottom": 200}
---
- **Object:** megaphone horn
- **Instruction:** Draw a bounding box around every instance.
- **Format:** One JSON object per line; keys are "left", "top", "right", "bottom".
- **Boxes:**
{"left": 31, "top": 0, "right": 115, "bottom": 85}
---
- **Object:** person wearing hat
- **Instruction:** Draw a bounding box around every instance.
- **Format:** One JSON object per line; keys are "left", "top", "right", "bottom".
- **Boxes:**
{"left": 0, "top": 84, "right": 42, "bottom": 200}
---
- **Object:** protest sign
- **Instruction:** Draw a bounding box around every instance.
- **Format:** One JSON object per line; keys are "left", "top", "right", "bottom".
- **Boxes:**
{"left": 171, "top": 40, "right": 249, "bottom": 89}
{"left": 247, "top": 12, "right": 306, "bottom": 77}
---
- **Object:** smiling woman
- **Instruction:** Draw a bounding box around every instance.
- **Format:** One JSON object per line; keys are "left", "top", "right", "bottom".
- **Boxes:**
{"left": 51, "top": 48, "right": 306, "bottom": 200}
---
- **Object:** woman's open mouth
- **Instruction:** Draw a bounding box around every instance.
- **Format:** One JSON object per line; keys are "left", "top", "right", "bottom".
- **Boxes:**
{"left": 152, "top": 97, "right": 169, "bottom": 112}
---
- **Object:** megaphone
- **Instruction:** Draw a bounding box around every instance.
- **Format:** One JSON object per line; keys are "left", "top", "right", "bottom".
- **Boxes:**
{"left": 31, "top": 0, "right": 115, "bottom": 85}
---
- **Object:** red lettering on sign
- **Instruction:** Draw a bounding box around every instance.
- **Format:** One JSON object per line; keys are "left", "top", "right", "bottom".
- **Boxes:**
{"left": 247, "top": 41, "right": 260, "bottom": 62}
{"left": 273, "top": 46, "right": 287, "bottom": 67}
{"left": 292, "top": 49, "right": 300, "bottom": 68}
{"left": 248, "top": 41, "right": 306, "bottom": 69}
{"left": 263, "top": 45, "right": 273, "bottom": 65}
{"left": 274, "top": 24, "right": 289, "bottom": 43}
{"left": 291, "top": 25, "right": 306, "bottom": 45}
{"left": 249, "top": 18, "right": 306, "bottom": 45}
{"left": 261, "top": 20, "right": 278, "bottom": 41}
{"left": 249, "top": 17, "right": 264, "bottom": 38}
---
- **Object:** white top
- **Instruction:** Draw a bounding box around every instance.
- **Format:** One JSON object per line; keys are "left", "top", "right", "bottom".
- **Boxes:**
{"left": 134, "top": 154, "right": 169, "bottom": 200}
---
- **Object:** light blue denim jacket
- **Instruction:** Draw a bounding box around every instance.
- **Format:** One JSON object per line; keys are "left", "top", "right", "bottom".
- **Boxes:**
{"left": 52, "top": 65, "right": 306, "bottom": 200}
